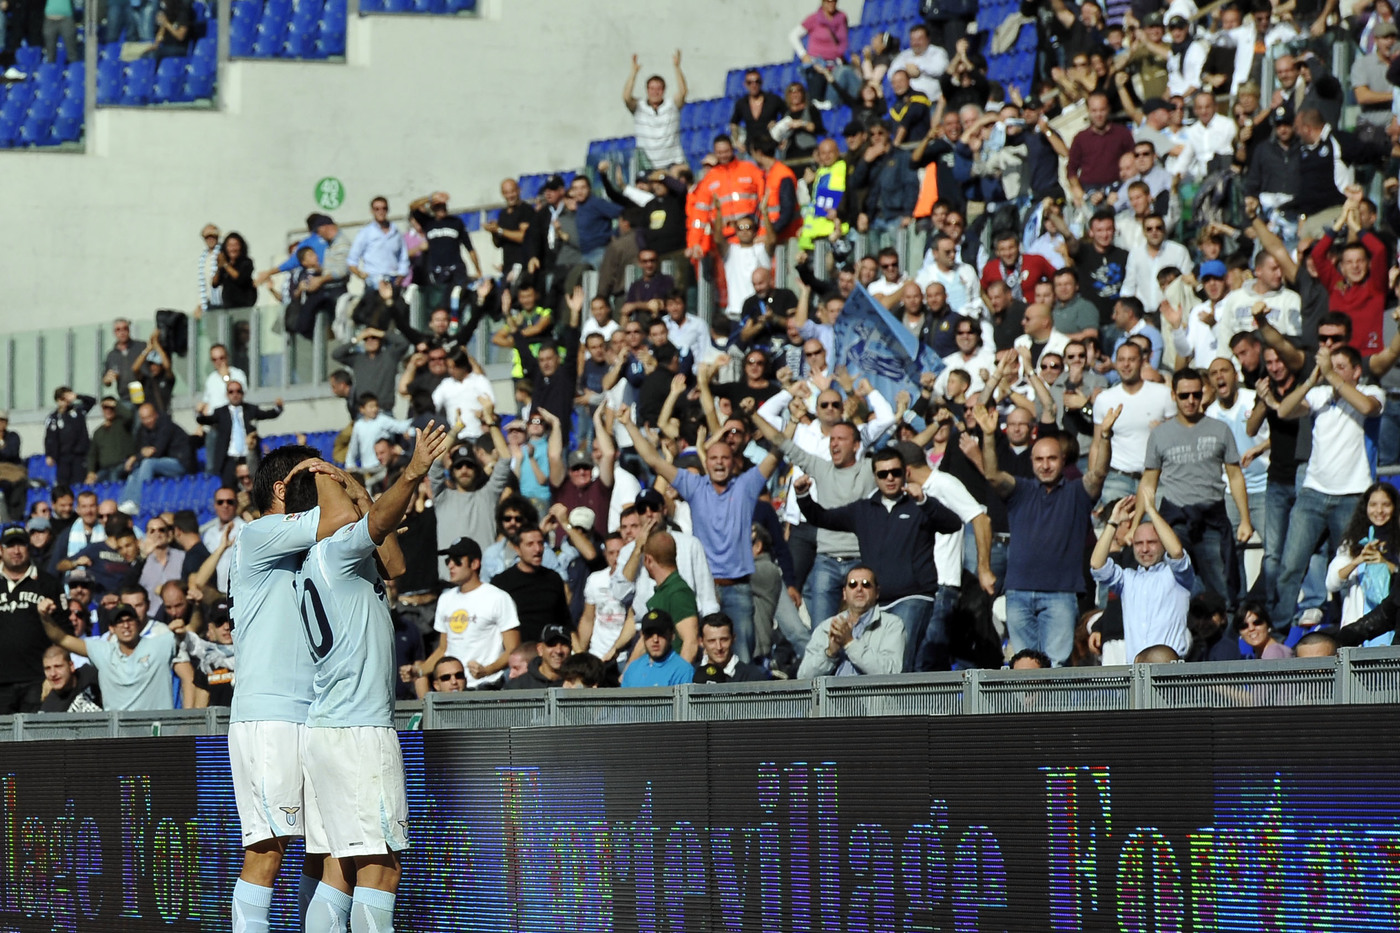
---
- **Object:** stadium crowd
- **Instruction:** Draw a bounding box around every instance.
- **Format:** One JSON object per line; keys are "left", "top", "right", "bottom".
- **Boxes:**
{"left": 5, "top": 0, "right": 1400, "bottom": 713}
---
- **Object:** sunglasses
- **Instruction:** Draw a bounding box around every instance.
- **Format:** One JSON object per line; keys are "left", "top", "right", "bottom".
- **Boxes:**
{"left": 1177, "top": 391, "right": 1204, "bottom": 400}
{"left": 879, "top": 262, "right": 899, "bottom": 269}
{"left": 818, "top": 401, "right": 842, "bottom": 409}
{"left": 1144, "top": 225, "right": 1165, "bottom": 232}
{"left": 1319, "top": 332, "right": 1347, "bottom": 343}
{"left": 874, "top": 468, "right": 903, "bottom": 479}
{"left": 804, "top": 350, "right": 824, "bottom": 358}
{"left": 436, "top": 672, "right": 467, "bottom": 682}
{"left": 570, "top": 464, "right": 592, "bottom": 472}
{"left": 502, "top": 515, "right": 524, "bottom": 524}
{"left": 1065, "top": 353, "right": 1086, "bottom": 360}
{"left": 146, "top": 524, "right": 168, "bottom": 533}
{"left": 215, "top": 498, "right": 237, "bottom": 505}
{"left": 846, "top": 579, "right": 875, "bottom": 589}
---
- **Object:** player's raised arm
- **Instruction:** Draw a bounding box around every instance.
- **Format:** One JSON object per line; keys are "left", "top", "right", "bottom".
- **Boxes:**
{"left": 367, "top": 423, "right": 452, "bottom": 545}
{"left": 284, "top": 457, "right": 361, "bottom": 540}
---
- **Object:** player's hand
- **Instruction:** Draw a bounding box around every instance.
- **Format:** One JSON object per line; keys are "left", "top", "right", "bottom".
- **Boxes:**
{"left": 407, "top": 422, "right": 452, "bottom": 481}
{"left": 287, "top": 458, "right": 351, "bottom": 487}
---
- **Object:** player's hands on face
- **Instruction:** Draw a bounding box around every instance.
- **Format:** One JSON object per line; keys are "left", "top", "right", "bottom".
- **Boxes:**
{"left": 287, "top": 458, "right": 350, "bottom": 487}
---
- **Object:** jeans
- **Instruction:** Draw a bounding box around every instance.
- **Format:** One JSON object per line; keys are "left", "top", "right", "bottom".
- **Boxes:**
{"left": 1275, "top": 487, "right": 1359, "bottom": 628}
{"left": 119, "top": 457, "right": 185, "bottom": 508}
{"left": 1379, "top": 397, "right": 1400, "bottom": 468}
{"left": 803, "top": 60, "right": 861, "bottom": 107}
{"left": 1004, "top": 590, "right": 1079, "bottom": 666}
{"left": 883, "top": 594, "right": 937, "bottom": 673}
{"left": 718, "top": 581, "right": 756, "bottom": 664}
{"left": 581, "top": 246, "right": 607, "bottom": 270}
{"left": 962, "top": 529, "right": 1008, "bottom": 595}
{"left": 803, "top": 553, "right": 858, "bottom": 639}
{"left": 94, "top": 465, "right": 125, "bottom": 483}
{"left": 1098, "top": 470, "right": 1140, "bottom": 508}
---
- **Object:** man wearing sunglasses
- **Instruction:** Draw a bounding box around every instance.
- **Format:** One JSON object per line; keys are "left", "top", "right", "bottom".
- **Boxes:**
{"left": 797, "top": 565, "right": 904, "bottom": 678}
{"left": 0, "top": 522, "right": 64, "bottom": 713}
{"left": 794, "top": 447, "right": 963, "bottom": 672}
{"left": 1136, "top": 368, "right": 1254, "bottom": 608}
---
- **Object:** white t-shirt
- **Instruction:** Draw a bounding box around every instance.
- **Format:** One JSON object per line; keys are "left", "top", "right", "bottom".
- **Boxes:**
{"left": 1093, "top": 382, "right": 1177, "bottom": 474}
{"left": 1173, "top": 300, "right": 1222, "bottom": 364}
{"left": 922, "top": 470, "right": 987, "bottom": 586}
{"left": 1303, "top": 383, "right": 1384, "bottom": 496}
{"left": 581, "top": 317, "right": 620, "bottom": 343}
{"left": 432, "top": 372, "right": 495, "bottom": 439}
{"left": 867, "top": 275, "right": 908, "bottom": 299}
{"left": 583, "top": 568, "right": 628, "bottom": 659}
{"left": 1206, "top": 390, "right": 1269, "bottom": 495}
{"left": 723, "top": 243, "right": 770, "bottom": 321}
{"left": 433, "top": 583, "right": 520, "bottom": 688}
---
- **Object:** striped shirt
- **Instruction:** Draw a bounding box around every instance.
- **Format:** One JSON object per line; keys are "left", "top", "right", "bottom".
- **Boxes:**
{"left": 198, "top": 245, "right": 220, "bottom": 311}
{"left": 633, "top": 98, "right": 684, "bottom": 169}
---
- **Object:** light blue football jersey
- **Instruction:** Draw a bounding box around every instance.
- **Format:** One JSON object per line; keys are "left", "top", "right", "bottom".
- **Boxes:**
{"left": 228, "top": 507, "right": 321, "bottom": 724}
{"left": 297, "top": 517, "right": 396, "bottom": 729}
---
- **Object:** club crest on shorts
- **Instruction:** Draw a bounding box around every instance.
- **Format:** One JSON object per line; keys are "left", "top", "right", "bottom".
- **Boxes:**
{"left": 280, "top": 806, "right": 300, "bottom": 826}
{"left": 398, "top": 820, "right": 409, "bottom": 837}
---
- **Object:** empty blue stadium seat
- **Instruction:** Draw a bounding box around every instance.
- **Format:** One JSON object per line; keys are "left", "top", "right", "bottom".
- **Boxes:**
{"left": 118, "top": 59, "right": 155, "bottom": 105}
{"left": 444, "top": 0, "right": 476, "bottom": 10}
{"left": 152, "top": 57, "right": 186, "bottom": 102}
{"left": 359, "top": 0, "right": 385, "bottom": 11}
{"left": 381, "top": 0, "right": 413, "bottom": 11}
{"left": 725, "top": 69, "right": 746, "bottom": 98}
{"left": 460, "top": 212, "right": 480, "bottom": 232}
{"left": 15, "top": 45, "right": 42, "bottom": 74}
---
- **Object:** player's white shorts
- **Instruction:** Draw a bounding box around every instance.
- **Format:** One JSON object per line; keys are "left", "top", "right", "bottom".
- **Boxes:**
{"left": 229, "top": 720, "right": 327, "bottom": 851}
{"left": 303, "top": 725, "right": 410, "bottom": 859}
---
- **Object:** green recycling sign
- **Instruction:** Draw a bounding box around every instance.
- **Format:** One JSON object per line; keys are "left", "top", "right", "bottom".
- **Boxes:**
{"left": 314, "top": 177, "right": 346, "bottom": 211}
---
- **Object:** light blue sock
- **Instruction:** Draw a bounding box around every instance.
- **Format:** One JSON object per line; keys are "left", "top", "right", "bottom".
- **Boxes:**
{"left": 299, "top": 874, "right": 321, "bottom": 929}
{"left": 232, "top": 878, "right": 273, "bottom": 933}
{"left": 306, "top": 881, "right": 353, "bottom": 933}
{"left": 350, "top": 886, "right": 396, "bottom": 933}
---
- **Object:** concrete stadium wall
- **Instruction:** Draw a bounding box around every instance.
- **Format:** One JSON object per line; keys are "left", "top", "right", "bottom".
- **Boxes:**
{"left": 2, "top": 0, "right": 832, "bottom": 329}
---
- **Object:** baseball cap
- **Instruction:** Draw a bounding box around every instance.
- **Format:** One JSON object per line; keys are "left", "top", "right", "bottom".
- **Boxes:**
{"left": 0, "top": 410, "right": 7, "bottom": 420}
{"left": 1198, "top": 260, "right": 1227, "bottom": 280}
{"left": 439, "top": 537, "right": 483, "bottom": 563}
{"left": 451, "top": 447, "right": 480, "bottom": 469}
{"left": 0, "top": 524, "right": 27, "bottom": 545}
{"left": 567, "top": 450, "right": 593, "bottom": 471}
{"left": 1142, "top": 97, "right": 1170, "bottom": 115}
{"left": 639, "top": 609, "right": 675, "bottom": 635}
{"left": 26, "top": 517, "right": 50, "bottom": 533}
{"left": 1377, "top": 21, "right": 1398, "bottom": 37}
{"left": 208, "top": 599, "right": 232, "bottom": 626}
{"left": 110, "top": 604, "right": 140, "bottom": 624}
{"left": 1142, "top": 11, "right": 1163, "bottom": 26}
{"left": 100, "top": 396, "right": 117, "bottom": 408}
{"left": 539, "top": 623, "right": 572, "bottom": 646}
{"left": 635, "top": 489, "right": 666, "bottom": 513}
{"left": 567, "top": 507, "right": 596, "bottom": 530}
{"left": 1167, "top": 15, "right": 1188, "bottom": 27}
{"left": 891, "top": 441, "right": 929, "bottom": 469}
{"left": 543, "top": 174, "right": 567, "bottom": 190}
{"left": 1271, "top": 102, "right": 1295, "bottom": 125}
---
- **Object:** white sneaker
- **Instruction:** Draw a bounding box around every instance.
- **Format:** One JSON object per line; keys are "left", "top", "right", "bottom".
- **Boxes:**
{"left": 2, "top": 67, "right": 27, "bottom": 81}
{"left": 1298, "top": 608, "right": 1324, "bottom": 628}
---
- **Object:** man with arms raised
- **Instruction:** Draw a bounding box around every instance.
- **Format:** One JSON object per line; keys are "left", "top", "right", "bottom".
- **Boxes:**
{"left": 226, "top": 444, "right": 360, "bottom": 933}
{"left": 291, "top": 422, "right": 451, "bottom": 933}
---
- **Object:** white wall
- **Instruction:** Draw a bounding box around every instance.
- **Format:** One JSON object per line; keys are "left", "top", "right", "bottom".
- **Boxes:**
{"left": 2, "top": 0, "right": 827, "bottom": 330}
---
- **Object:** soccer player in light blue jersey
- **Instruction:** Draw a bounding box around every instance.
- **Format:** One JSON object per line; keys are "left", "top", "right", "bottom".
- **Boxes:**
{"left": 226, "top": 444, "right": 360, "bottom": 933}
{"left": 291, "top": 423, "right": 451, "bottom": 933}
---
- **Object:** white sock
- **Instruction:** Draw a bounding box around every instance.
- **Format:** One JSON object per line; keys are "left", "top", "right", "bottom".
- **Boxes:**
{"left": 350, "top": 886, "right": 396, "bottom": 933}
{"left": 232, "top": 878, "right": 273, "bottom": 933}
{"left": 306, "top": 881, "right": 353, "bottom": 933}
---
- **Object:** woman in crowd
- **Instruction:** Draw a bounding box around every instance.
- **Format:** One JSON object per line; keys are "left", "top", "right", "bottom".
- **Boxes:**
{"left": 212, "top": 232, "right": 257, "bottom": 309}
{"left": 1236, "top": 602, "right": 1294, "bottom": 659}
{"left": 1326, "top": 482, "right": 1400, "bottom": 644}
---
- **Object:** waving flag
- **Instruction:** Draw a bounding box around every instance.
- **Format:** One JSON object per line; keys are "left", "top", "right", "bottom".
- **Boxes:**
{"left": 832, "top": 286, "right": 944, "bottom": 406}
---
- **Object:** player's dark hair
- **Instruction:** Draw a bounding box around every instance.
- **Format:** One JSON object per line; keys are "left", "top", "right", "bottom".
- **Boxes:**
{"left": 253, "top": 444, "right": 320, "bottom": 514}
{"left": 283, "top": 470, "right": 319, "bottom": 514}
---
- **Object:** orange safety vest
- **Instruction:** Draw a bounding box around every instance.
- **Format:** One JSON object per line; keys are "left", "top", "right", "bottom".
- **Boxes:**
{"left": 762, "top": 161, "right": 803, "bottom": 243}
{"left": 913, "top": 161, "right": 940, "bottom": 219}
{"left": 686, "top": 183, "right": 713, "bottom": 255}
{"left": 709, "top": 159, "right": 764, "bottom": 241}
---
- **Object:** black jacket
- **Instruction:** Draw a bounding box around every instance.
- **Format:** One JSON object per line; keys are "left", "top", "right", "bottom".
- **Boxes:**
{"left": 134, "top": 415, "right": 195, "bottom": 473}
{"left": 693, "top": 658, "right": 771, "bottom": 683}
{"left": 0, "top": 564, "right": 64, "bottom": 685}
{"left": 196, "top": 402, "right": 282, "bottom": 475}
{"left": 1243, "top": 135, "right": 1300, "bottom": 200}
{"left": 798, "top": 488, "right": 964, "bottom": 599}
{"left": 502, "top": 657, "right": 564, "bottom": 690}
{"left": 44, "top": 397, "right": 96, "bottom": 462}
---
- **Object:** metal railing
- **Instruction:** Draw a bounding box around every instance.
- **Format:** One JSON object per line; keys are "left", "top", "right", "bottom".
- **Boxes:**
{"left": 2, "top": 648, "right": 1397, "bottom": 741}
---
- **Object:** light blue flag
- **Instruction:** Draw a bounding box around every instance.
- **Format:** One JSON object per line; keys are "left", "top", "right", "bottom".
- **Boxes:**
{"left": 833, "top": 286, "right": 944, "bottom": 408}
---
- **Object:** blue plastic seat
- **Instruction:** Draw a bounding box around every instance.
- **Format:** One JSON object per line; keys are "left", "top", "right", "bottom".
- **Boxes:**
{"left": 358, "top": 0, "right": 384, "bottom": 10}
{"left": 725, "top": 69, "right": 746, "bottom": 98}
{"left": 152, "top": 57, "right": 186, "bottom": 101}
{"left": 187, "top": 59, "right": 216, "bottom": 98}
{"left": 444, "top": 0, "right": 475, "bottom": 11}
{"left": 381, "top": 0, "right": 413, "bottom": 11}
{"left": 0, "top": 111, "right": 20, "bottom": 146}
{"left": 15, "top": 46, "right": 42, "bottom": 74}
{"left": 120, "top": 58, "right": 155, "bottom": 105}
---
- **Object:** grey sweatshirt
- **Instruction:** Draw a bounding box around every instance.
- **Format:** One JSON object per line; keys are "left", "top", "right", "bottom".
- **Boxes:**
{"left": 780, "top": 438, "right": 875, "bottom": 559}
